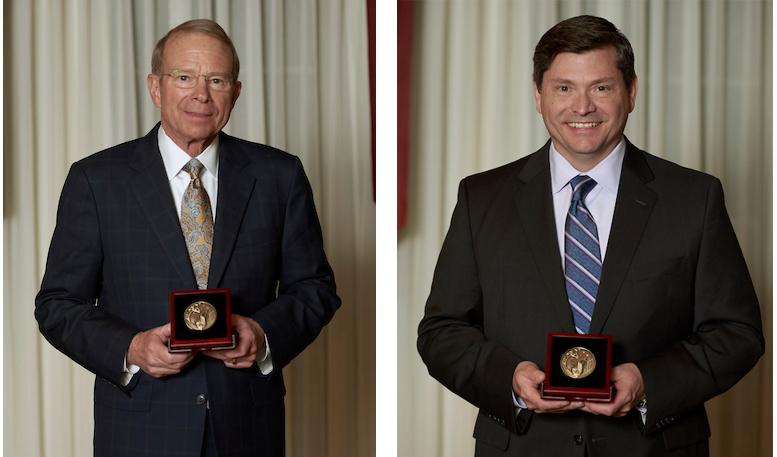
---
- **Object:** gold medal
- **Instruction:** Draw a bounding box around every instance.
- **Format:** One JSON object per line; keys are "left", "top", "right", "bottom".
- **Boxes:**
{"left": 560, "top": 347, "right": 596, "bottom": 379}
{"left": 183, "top": 301, "right": 217, "bottom": 331}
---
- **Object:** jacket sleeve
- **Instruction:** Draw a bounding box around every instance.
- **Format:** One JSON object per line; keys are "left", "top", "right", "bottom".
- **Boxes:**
{"left": 636, "top": 178, "right": 764, "bottom": 434}
{"left": 417, "top": 179, "right": 523, "bottom": 432}
{"left": 35, "top": 163, "right": 140, "bottom": 389}
{"left": 250, "top": 157, "right": 341, "bottom": 370}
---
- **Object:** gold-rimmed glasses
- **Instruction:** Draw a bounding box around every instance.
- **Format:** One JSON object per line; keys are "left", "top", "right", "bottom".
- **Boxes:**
{"left": 159, "top": 69, "right": 235, "bottom": 92}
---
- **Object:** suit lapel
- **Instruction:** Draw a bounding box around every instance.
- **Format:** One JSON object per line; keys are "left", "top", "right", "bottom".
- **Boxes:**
{"left": 589, "top": 141, "right": 657, "bottom": 333}
{"left": 207, "top": 134, "right": 256, "bottom": 288}
{"left": 514, "top": 143, "right": 576, "bottom": 332}
{"left": 129, "top": 125, "right": 197, "bottom": 287}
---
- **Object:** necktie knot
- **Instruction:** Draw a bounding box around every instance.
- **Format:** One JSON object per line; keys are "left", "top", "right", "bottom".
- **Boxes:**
{"left": 183, "top": 159, "right": 205, "bottom": 181}
{"left": 569, "top": 175, "right": 597, "bottom": 203}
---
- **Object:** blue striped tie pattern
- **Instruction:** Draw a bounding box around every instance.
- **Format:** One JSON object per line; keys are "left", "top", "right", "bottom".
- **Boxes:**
{"left": 564, "top": 175, "right": 601, "bottom": 334}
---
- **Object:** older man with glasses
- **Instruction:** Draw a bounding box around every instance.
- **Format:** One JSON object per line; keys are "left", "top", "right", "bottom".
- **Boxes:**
{"left": 35, "top": 19, "right": 340, "bottom": 457}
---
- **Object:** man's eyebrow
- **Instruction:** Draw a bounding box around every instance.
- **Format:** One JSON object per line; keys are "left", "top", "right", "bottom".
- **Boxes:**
{"left": 546, "top": 78, "right": 574, "bottom": 84}
{"left": 546, "top": 77, "right": 618, "bottom": 85}
{"left": 170, "top": 68, "right": 230, "bottom": 76}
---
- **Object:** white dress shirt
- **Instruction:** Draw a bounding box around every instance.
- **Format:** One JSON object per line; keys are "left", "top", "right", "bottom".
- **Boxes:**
{"left": 121, "top": 127, "right": 272, "bottom": 385}
{"left": 550, "top": 139, "right": 625, "bottom": 266}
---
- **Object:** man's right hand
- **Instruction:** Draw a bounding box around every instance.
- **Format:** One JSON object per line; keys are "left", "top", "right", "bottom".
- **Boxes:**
{"left": 512, "top": 361, "right": 583, "bottom": 413}
{"left": 127, "top": 323, "right": 195, "bottom": 378}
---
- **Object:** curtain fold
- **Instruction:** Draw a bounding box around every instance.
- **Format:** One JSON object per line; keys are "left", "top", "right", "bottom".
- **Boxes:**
{"left": 4, "top": 1, "right": 375, "bottom": 456}
{"left": 398, "top": 2, "right": 771, "bottom": 457}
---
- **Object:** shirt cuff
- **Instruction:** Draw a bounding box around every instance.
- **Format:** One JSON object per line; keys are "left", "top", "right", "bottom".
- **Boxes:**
{"left": 512, "top": 390, "right": 527, "bottom": 421}
{"left": 120, "top": 354, "right": 141, "bottom": 386}
{"left": 257, "top": 333, "right": 273, "bottom": 375}
{"left": 511, "top": 391, "right": 527, "bottom": 409}
{"left": 636, "top": 397, "right": 647, "bottom": 424}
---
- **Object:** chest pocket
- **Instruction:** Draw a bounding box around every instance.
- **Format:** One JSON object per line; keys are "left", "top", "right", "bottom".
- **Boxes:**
{"left": 630, "top": 257, "right": 683, "bottom": 282}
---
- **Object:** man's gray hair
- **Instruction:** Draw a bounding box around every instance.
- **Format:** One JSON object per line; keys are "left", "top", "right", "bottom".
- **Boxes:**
{"left": 151, "top": 19, "right": 240, "bottom": 81}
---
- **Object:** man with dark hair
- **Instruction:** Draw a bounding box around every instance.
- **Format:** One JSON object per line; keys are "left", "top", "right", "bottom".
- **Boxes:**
{"left": 36, "top": 19, "right": 340, "bottom": 457}
{"left": 418, "top": 15, "right": 762, "bottom": 457}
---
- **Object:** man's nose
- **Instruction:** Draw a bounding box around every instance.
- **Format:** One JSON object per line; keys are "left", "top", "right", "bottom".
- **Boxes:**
{"left": 191, "top": 76, "right": 211, "bottom": 101}
{"left": 572, "top": 91, "right": 595, "bottom": 115}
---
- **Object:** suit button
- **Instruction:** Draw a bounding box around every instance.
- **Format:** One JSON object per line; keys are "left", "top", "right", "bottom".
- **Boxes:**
{"left": 574, "top": 434, "right": 584, "bottom": 445}
{"left": 196, "top": 394, "right": 207, "bottom": 405}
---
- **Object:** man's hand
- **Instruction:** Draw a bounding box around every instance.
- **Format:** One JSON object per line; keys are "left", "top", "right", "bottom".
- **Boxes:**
{"left": 513, "top": 361, "right": 583, "bottom": 413}
{"left": 127, "top": 323, "right": 195, "bottom": 378}
{"left": 582, "top": 363, "right": 644, "bottom": 417}
{"left": 203, "top": 314, "right": 267, "bottom": 369}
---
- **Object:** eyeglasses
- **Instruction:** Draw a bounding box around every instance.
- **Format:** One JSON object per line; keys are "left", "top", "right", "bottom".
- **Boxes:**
{"left": 159, "top": 69, "right": 235, "bottom": 92}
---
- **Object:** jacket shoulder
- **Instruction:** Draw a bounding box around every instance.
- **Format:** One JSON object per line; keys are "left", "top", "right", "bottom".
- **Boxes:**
{"left": 465, "top": 153, "right": 531, "bottom": 185}
{"left": 459, "top": 153, "right": 536, "bottom": 202}
{"left": 71, "top": 136, "right": 149, "bottom": 171}
{"left": 220, "top": 133, "right": 303, "bottom": 172}
{"left": 637, "top": 147, "right": 723, "bottom": 191}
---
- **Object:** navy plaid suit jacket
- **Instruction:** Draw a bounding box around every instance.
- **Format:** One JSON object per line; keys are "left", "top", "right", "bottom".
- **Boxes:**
{"left": 36, "top": 124, "right": 340, "bottom": 456}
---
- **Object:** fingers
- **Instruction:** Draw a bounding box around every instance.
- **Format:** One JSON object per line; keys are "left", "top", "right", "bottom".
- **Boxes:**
{"left": 582, "top": 397, "right": 632, "bottom": 416}
{"left": 582, "top": 363, "right": 644, "bottom": 417}
{"left": 531, "top": 398, "right": 584, "bottom": 413}
{"left": 520, "top": 381, "right": 583, "bottom": 413}
{"left": 128, "top": 324, "right": 195, "bottom": 378}
{"left": 207, "top": 314, "right": 266, "bottom": 369}
{"left": 513, "top": 361, "right": 583, "bottom": 413}
{"left": 136, "top": 316, "right": 267, "bottom": 375}
{"left": 157, "top": 323, "right": 171, "bottom": 338}
{"left": 144, "top": 338, "right": 194, "bottom": 378}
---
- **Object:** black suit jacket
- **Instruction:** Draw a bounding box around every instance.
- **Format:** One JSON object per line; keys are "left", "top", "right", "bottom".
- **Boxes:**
{"left": 35, "top": 124, "right": 340, "bottom": 457}
{"left": 417, "top": 140, "right": 763, "bottom": 457}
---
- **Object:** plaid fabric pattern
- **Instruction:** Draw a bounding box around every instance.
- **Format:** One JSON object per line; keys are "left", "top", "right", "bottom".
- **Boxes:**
{"left": 35, "top": 125, "right": 340, "bottom": 457}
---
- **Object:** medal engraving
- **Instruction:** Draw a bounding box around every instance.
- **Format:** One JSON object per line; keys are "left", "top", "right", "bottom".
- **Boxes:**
{"left": 560, "top": 347, "right": 596, "bottom": 379}
{"left": 183, "top": 301, "right": 218, "bottom": 331}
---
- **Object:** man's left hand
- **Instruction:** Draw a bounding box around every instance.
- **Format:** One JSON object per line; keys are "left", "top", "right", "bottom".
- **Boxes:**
{"left": 582, "top": 363, "right": 644, "bottom": 417}
{"left": 203, "top": 314, "right": 266, "bottom": 369}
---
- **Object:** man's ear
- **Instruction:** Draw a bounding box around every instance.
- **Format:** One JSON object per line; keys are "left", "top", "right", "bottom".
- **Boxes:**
{"left": 147, "top": 74, "right": 162, "bottom": 108}
{"left": 231, "top": 80, "right": 242, "bottom": 105}
{"left": 628, "top": 76, "right": 638, "bottom": 113}
{"left": 533, "top": 81, "right": 543, "bottom": 115}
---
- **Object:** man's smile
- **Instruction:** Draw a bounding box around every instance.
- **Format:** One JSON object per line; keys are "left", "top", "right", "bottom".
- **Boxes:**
{"left": 566, "top": 122, "right": 602, "bottom": 129}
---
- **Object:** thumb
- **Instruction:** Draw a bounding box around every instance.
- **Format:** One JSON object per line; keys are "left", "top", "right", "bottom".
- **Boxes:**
{"left": 158, "top": 323, "right": 171, "bottom": 338}
{"left": 531, "top": 368, "right": 546, "bottom": 384}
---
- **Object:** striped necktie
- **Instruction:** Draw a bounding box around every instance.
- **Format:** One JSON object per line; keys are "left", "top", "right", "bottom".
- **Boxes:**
{"left": 180, "top": 159, "right": 214, "bottom": 290}
{"left": 564, "top": 175, "right": 601, "bottom": 334}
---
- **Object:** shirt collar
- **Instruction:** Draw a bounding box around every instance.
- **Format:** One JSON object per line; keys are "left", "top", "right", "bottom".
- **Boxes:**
{"left": 157, "top": 126, "right": 220, "bottom": 181}
{"left": 549, "top": 139, "right": 626, "bottom": 194}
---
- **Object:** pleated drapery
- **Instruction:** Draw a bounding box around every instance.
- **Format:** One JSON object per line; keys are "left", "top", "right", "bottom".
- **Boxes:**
{"left": 398, "top": 1, "right": 771, "bottom": 457}
{"left": 4, "top": 1, "right": 375, "bottom": 456}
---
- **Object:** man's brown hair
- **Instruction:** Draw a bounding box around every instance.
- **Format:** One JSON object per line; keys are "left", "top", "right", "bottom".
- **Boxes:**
{"left": 533, "top": 15, "right": 635, "bottom": 91}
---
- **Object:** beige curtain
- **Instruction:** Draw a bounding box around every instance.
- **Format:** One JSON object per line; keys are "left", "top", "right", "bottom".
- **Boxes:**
{"left": 4, "top": 1, "right": 375, "bottom": 456}
{"left": 398, "top": 1, "right": 771, "bottom": 456}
